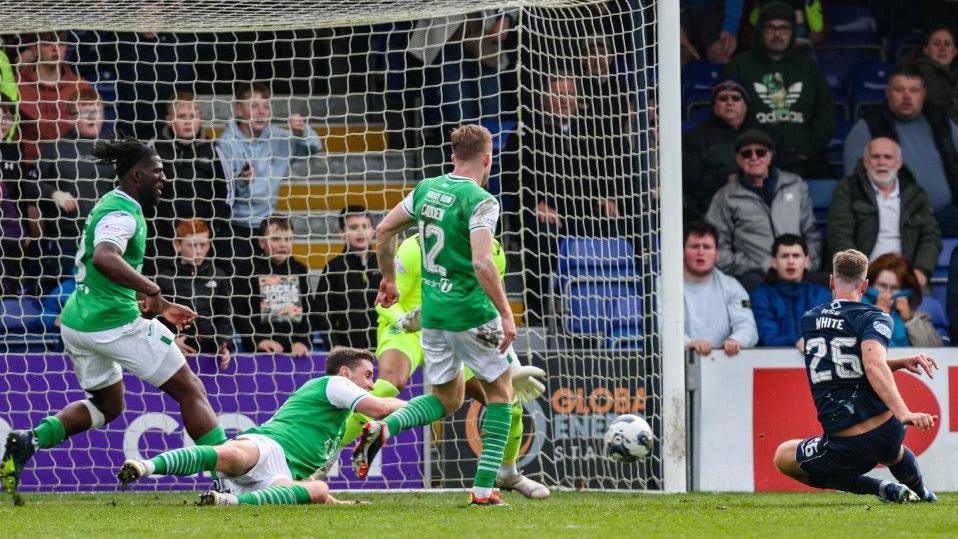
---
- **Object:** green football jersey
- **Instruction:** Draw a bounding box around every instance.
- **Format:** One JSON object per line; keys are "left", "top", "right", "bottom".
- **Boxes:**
{"left": 404, "top": 174, "right": 501, "bottom": 331}
{"left": 377, "top": 233, "right": 506, "bottom": 328}
{"left": 244, "top": 375, "right": 368, "bottom": 480}
{"left": 60, "top": 189, "right": 147, "bottom": 333}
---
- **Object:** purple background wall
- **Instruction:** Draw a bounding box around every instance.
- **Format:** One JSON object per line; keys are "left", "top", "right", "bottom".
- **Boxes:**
{"left": 0, "top": 353, "right": 424, "bottom": 492}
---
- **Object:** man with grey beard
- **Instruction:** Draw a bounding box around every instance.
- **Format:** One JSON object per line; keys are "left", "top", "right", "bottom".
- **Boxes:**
{"left": 828, "top": 137, "right": 941, "bottom": 287}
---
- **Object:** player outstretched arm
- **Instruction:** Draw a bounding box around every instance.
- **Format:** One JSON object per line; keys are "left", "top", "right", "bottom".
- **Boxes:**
{"left": 887, "top": 352, "right": 939, "bottom": 378}
{"left": 861, "top": 340, "right": 937, "bottom": 430}
{"left": 471, "top": 227, "right": 516, "bottom": 353}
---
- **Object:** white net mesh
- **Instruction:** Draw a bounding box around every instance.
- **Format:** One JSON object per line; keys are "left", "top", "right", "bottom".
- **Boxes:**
{"left": 0, "top": 0, "right": 663, "bottom": 493}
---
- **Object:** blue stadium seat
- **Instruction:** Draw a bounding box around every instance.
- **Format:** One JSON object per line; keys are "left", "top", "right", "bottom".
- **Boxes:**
{"left": 933, "top": 237, "right": 958, "bottom": 280}
{"left": 686, "top": 102, "right": 712, "bottom": 126}
{"left": 918, "top": 295, "right": 950, "bottom": 343}
{"left": 825, "top": 4, "right": 879, "bottom": 35}
{"left": 931, "top": 282, "right": 947, "bottom": 312}
{"left": 891, "top": 31, "right": 923, "bottom": 63}
{"left": 847, "top": 62, "right": 894, "bottom": 119}
{"left": 819, "top": 61, "right": 848, "bottom": 101}
{"left": 558, "top": 237, "right": 637, "bottom": 280}
{"left": 827, "top": 120, "right": 853, "bottom": 173}
{"left": 682, "top": 61, "right": 725, "bottom": 120}
{"left": 0, "top": 297, "right": 44, "bottom": 335}
{"left": 807, "top": 178, "right": 838, "bottom": 223}
{"left": 564, "top": 280, "right": 640, "bottom": 338}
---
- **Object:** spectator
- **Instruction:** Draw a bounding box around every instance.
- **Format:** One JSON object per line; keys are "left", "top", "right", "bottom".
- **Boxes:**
{"left": 0, "top": 94, "right": 28, "bottom": 295}
{"left": 723, "top": 1, "right": 835, "bottom": 177}
{"left": 843, "top": 65, "right": 958, "bottom": 236}
{"left": 28, "top": 88, "right": 112, "bottom": 283}
{"left": 311, "top": 206, "right": 381, "bottom": 350}
{"left": 17, "top": 32, "right": 93, "bottom": 161}
{"left": 862, "top": 253, "right": 943, "bottom": 347}
{"left": 0, "top": 45, "right": 19, "bottom": 142}
{"left": 683, "top": 221, "right": 758, "bottom": 356}
{"left": 750, "top": 234, "right": 830, "bottom": 348}
{"left": 738, "top": 0, "right": 827, "bottom": 50}
{"left": 500, "top": 71, "right": 611, "bottom": 324}
{"left": 827, "top": 137, "right": 940, "bottom": 287}
{"left": 680, "top": 0, "right": 744, "bottom": 65}
{"left": 154, "top": 219, "right": 235, "bottom": 369}
{"left": 235, "top": 216, "right": 311, "bottom": 356}
{"left": 435, "top": 10, "right": 513, "bottom": 136}
{"left": 682, "top": 79, "right": 796, "bottom": 222}
{"left": 909, "top": 26, "right": 958, "bottom": 124}
{"left": 148, "top": 90, "right": 230, "bottom": 272}
{"left": 706, "top": 129, "right": 820, "bottom": 292}
{"left": 215, "top": 82, "right": 322, "bottom": 268}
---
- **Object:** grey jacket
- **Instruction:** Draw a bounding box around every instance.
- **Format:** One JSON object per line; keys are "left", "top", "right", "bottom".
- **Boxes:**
{"left": 706, "top": 169, "right": 821, "bottom": 276}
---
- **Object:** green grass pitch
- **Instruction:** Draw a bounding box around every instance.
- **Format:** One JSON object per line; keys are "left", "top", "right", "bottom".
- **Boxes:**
{"left": 1, "top": 491, "right": 955, "bottom": 537}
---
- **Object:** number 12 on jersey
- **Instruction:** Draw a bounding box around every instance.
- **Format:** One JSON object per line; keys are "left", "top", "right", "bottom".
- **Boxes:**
{"left": 418, "top": 221, "right": 447, "bottom": 276}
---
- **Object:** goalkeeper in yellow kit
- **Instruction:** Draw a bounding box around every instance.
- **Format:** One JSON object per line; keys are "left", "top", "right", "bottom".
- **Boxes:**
{"left": 338, "top": 234, "right": 550, "bottom": 499}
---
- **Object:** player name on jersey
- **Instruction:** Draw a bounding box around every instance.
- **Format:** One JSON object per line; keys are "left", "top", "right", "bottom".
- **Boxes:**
{"left": 815, "top": 317, "right": 845, "bottom": 330}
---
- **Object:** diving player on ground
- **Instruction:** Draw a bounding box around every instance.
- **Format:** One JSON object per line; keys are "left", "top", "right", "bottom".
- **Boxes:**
{"left": 118, "top": 348, "right": 404, "bottom": 506}
{"left": 1, "top": 139, "right": 226, "bottom": 506}
{"left": 773, "top": 249, "right": 938, "bottom": 503}
{"left": 336, "top": 233, "right": 549, "bottom": 499}
{"left": 353, "top": 124, "right": 517, "bottom": 506}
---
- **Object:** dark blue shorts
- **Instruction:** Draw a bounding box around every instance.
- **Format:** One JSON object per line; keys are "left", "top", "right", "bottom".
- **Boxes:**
{"left": 796, "top": 417, "right": 906, "bottom": 477}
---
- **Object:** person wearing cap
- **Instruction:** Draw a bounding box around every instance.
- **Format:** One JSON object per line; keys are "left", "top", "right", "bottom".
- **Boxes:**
{"left": 682, "top": 79, "right": 796, "bottom": 222}
{"left": 828, "top": 137, "right": 940, "bottom": 286}
{"left": 723, "top": 1, "right": 835, "bottom": 178}
{"left": 17, "top": 31, "right": 93, "bottom": 162}
{"left": 705, "top": 128, "right": 820, "bottom": 292}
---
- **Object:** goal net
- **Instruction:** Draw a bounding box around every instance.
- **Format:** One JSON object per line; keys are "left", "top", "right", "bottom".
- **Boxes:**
{"left": 0, "top": 0, "right": 679, "bottom": 494}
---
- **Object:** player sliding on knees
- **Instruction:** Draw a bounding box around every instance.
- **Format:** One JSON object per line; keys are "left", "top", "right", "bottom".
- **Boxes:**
{"left": 2, "top": 139, "right": 227, "bottom": 506}
{"left": 336, "top": 233, "right": 549, "bottom": 499}
{"left": 118, "top": 348, "right": 404, "bottom": 506}
{"left": 774, "top": 249, "right": 938, "bottom": 504}
{"left": 353, "top": 124, "right": 518, "bottom": 506}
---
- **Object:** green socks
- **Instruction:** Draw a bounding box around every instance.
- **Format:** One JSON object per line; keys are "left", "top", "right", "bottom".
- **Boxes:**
{"left": 474, "top": 402, "right": 512, "bottom": 494}
{"left": 194, "top": 426, "right": 227, "bottom": 446}
{"left": 341, "top": 378, "right": 400, "bottom": 448}
{"left": 383, "top": 395, "right": 447, "bottom": 436}
{"left": 151, "top": 445, "right": 218, "bottom": 476}
{"left": 501, "top": 401, "right": 524, "bottom": 466}
{"left": 237, "top": 484, "right": 311, "bottom": 505}
{"left": 33, "top": 416, "right": 66, "bottom": 449}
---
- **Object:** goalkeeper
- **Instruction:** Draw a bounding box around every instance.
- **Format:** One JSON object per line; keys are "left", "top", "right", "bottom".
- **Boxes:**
{"left": 338, "top": 233, "right": 550, "bottom": 499}
{"left": 117, "top": 348, "right": 404, "bottom": 506}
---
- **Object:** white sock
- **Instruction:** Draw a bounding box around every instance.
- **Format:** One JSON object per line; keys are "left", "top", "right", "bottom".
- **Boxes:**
{"left": 472, "top": 486, "right": 493, "bottom": 499}
{"left": 143, "top": 460, "right": 156, "bottom": 475}
{"left": 498, "top": 463, "right": 518, "bottom": 477}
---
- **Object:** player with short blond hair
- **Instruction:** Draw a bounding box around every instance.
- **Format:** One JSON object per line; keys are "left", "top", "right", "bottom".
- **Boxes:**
{"left": 773, "top": 249, "right": 939, "bottom": 503}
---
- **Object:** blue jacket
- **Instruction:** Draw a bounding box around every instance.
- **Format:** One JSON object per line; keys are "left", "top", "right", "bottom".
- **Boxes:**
{"left": 751, "top": 280, "right": 831, "bottom": 346}
{"left": 216, "top": 121, "right": 322, "bottom": 229}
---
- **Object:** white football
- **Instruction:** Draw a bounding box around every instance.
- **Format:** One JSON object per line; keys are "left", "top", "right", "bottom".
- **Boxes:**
{"left": 604, "top": 414, "right": 653, "bottom": 462}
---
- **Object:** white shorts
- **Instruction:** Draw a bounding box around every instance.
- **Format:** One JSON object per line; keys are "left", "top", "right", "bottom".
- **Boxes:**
{"left": 421, "top": 317, "right": 511, "bottom": 385}
{"left": 60, "top": 317, "right": 186, "bottom": 391}
{"left": 219, "top": 434, "right": 293, "bottom": 495}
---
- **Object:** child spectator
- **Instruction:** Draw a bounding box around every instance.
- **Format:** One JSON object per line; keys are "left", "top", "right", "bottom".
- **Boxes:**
{"left": 311, "top": 206, "right": 381, "bottom": 350}
{"left": 750, "top": 234, "right": 830, "bottom": 348}
{"left": 154, "top": 219, "right": 235, "bottom": 369}
{"left": 148, "top": 90, "right": 231, "bottom": 273}
{"left": 235, "top": 216, "right": 312, "bottom": 356}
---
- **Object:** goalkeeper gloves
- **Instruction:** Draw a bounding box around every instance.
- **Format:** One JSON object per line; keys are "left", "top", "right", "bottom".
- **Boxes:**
{"left": 396, "top": 306, "right": 422, "bottom": 333}
{"left": 511, "top": 365, "right": 547, "bottom": 402}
